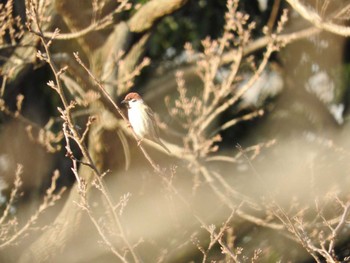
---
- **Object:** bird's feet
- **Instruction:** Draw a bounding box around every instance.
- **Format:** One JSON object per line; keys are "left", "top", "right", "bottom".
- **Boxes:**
{"left": 137, "top": 139, "right": 143, "bottom": 146}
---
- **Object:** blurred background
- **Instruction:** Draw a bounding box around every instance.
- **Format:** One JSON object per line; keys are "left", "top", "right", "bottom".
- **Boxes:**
{"left": 0, "top": 0, "right": 350, "bottom": 262}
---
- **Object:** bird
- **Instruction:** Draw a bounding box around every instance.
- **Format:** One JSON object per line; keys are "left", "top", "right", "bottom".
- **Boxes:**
{"left": 121, "top": 92, "right": 171, "bottom": 153}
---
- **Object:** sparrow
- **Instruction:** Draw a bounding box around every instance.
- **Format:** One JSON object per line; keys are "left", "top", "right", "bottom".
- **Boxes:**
{"left": 121, "top": 92, "right": 171, "bottom": 153}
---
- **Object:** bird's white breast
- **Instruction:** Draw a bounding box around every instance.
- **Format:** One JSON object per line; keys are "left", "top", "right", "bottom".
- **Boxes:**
{"left": 128, "top": 100, "right": 149, "bottom": 138}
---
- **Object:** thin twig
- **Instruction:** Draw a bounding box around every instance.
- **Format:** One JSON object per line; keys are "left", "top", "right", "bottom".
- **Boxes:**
{"left": 29, "top": 2, "right": 142, "bottom": 261}
{"left": 328, "top": 202, "right": 350, "bottom": 255}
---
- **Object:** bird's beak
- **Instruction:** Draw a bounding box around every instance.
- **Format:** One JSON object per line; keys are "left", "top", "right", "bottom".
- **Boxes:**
{"left": 121, "top": 99, "right": 130, "bottom": 109}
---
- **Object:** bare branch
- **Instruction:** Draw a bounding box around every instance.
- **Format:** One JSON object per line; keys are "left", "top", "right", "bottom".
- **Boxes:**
{"left": 286, "top": 0, "right": 350, "bottom": 36}
{"left": 128, "top": 0, "right": 188, "bottom": 33}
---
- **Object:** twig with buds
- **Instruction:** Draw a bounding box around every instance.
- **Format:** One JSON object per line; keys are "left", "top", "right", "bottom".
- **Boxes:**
{"left": 26, "top": 2, "right": 142, "bottom": 261}
{"left": 29, "top": 0, "right": 132, "bottom": 40}
{"left": 0, "top": 168, "right": 66, "bottom": 250}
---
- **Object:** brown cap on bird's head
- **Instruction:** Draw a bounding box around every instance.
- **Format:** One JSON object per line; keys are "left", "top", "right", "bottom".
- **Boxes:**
{"left": 122, "top": 92, "right": 142, "bottom": 103}
{"left": 121, "top": 93, "right": 143, "bottom": 108}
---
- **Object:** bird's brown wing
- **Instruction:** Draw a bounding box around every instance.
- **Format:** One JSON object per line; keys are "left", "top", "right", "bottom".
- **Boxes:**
{"left": 145, "top": 105, "right": 161, "bottom": 140}
{"left": 145, "top": 105, "right": 171, "bottom": 153}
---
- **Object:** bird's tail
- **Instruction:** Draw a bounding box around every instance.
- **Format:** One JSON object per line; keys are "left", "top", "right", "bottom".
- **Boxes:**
{"left": 156, "top": 138, "right": 171, "bottom": 154}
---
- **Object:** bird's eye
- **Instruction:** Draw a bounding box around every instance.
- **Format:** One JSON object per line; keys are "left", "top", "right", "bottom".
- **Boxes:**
{"left": 131, "top": 99, "right": 136, "bottom": 102}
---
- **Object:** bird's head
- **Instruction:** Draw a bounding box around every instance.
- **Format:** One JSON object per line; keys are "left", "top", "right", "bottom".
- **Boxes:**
{"left": 121, "top": 92, "right": 143, "bottom": 109}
